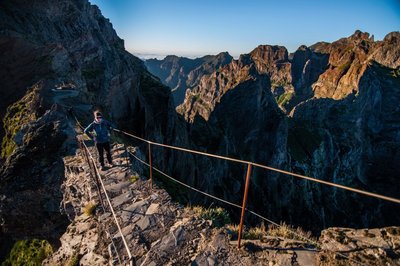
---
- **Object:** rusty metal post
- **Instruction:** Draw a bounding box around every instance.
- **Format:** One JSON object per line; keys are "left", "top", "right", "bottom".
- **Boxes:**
{"left": 148, "top": 142, "right": 153, "bottom": 189}
{"left": 238, "top": 163, "right": 252, "bottom": 248}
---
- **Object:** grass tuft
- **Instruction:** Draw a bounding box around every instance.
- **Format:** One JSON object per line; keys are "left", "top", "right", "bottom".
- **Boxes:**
{"left": 82, "top": 202, "right": 96, "bottom": 216}
{"left": 191, "top": 206, "right": 231, "bottom": 227}
{"left": 66, "top": 253, "right": 79, "bottom": 266}
{"left": 129, "top": 174, "right": 139, "bottom": 183}
{"left": 226, "top": 222, "right": 315, "bottom": 243}
{"left": 266, "top": 222, "right": 315, "bottom": 242}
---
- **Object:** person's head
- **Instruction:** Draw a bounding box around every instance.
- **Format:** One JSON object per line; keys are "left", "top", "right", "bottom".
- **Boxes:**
{"left": 94, "top": 111, "right": 103, "bottom": 123}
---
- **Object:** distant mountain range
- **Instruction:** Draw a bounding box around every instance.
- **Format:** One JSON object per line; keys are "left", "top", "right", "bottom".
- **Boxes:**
{"left": 145, "top": 52, "right": 233, "bottom": 105}
{"left": 1, "top": 0, "right": 400, "bottom": 263}
{"left": 147, "top": 30, "right": 400, "bottom": 231}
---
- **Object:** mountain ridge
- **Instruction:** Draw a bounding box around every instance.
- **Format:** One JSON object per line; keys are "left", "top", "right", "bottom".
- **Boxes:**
{"left": 0, "top": 0, "right": 399, "bottom": 264}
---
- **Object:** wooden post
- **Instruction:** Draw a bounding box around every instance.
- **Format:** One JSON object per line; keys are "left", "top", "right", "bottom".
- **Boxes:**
{"left": 238, "top": 163, "right": 252, "bottom": 248}
{"left": 148, "top": 142, "right": 153, "bottom": 189}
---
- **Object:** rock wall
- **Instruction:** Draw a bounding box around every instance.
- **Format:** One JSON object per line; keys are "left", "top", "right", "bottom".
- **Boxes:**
{"left": 174, "top": 31, "right": 400, "bottom": 232}
{"left": 0, "top": 0, "right": 187, "bottom": 259}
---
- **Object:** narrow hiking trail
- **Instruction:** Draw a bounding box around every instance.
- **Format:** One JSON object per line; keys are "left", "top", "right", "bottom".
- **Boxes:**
{"left": 43, "top": 141, "right": 400, "bottom": 265}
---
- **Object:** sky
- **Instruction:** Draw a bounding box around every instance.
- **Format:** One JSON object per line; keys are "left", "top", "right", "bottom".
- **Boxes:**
{"left": 89, "top": 0, "right": 400, "bottom": 59}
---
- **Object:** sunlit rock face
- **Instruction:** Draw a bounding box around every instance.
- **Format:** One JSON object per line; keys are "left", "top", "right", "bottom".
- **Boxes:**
{"left": 0, "top": 0, "right": 187, "bottom": 258}
{"left": 174, "top": 31, "right": 400, "bottom": 232}
{"left": 145, "top": 52, "right": 233, "bottom": 106}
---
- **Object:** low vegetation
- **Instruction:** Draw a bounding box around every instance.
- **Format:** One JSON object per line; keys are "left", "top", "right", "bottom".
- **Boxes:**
{"left": 267, "top": 222, "right": 315, "bottom": 242}
{"left": 276, "top": 91, "right": 294, "bottom": 106}
{"left": 66, "top": 254, "right": 79, "bottom": 266}
{"left": 191, "top": 206, "right": 231, "bottom": 227}
{"left": 1, "top": 87, "right": 39, "bottom": 158}
{"left": 82, "top": 202, "right": 97, "bottom": 216}
{"left": 129, "top": 173, "right": 139, "bottom": 183}
{"left": 1, "top": 239, "right": 53, "bottom": 266}
{"left": 225, "top": 223, "right": 266, "bottom": 240}
{"left": 225, "top": 222, "right": 315, "bottom": 243}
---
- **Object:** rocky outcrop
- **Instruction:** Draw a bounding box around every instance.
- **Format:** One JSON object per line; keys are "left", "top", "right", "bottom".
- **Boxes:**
{"left": 0, "top": 96, "right": 72, "bottom": 260}
{"left": 0, "top": 0, "right": 186, "bottom": 260}
{"left": 286, "top": 61, "right": 400, "bottom": 229}
{"left": 45, "top": 142, "right": 400, "bottom": 265}
{"left": 173, "top": 31, "right": 400, "bottom": 233}
{"left": 1, "top": 0, "right": 399, "bottom": 263}
{"left": 145, "top": 52, "right": 233, "bottom": 106}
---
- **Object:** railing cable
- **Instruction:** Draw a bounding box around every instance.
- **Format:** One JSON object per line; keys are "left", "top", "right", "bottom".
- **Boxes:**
{"left": 81, "top": 141, "right": 134, "bottom": 265}
{"left": 114, "top": 128, "right": 400, "bottom": 205}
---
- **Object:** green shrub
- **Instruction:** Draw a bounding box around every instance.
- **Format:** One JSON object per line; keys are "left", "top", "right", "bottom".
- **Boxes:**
{"left": 1, "top": 239, "right": 53, "bottom": 266}
{"left": 276, "top": 92, "right": 294, "bottom": 106}
{"left": 83, "top": 202, "right": 96, "bottom": 216}
{"left": 1, "top": 87, "right": 38, "bottom": 158}
{"left": 66, "top": 254, "right": 79, "bottom": 266}
{"left": 129, "top": 174, "right": 139, "bottom": 183}
{"left": 192, "top": 206, "right": 231, "bottom": 227}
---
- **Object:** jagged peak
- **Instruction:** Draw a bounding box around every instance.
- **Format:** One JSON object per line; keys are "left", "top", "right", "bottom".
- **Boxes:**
{"left": 250, "top": 44, "right": 288, "bottom": 54}
{"left": 384, "top": 31, "right": 400, "bottom": 42}
{"left": 350, "top": 29, "right": 371, "bottom": 40}
{"left": 296, "top": 44, "right": 309, "bottom": 51}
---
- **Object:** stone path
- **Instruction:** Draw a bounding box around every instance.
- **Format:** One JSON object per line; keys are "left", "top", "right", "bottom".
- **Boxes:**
{"left": 44, "top": 143, "right": 400, "bottom": 266}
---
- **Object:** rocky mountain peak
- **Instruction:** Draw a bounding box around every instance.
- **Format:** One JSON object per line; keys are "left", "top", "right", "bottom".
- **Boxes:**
{"left": 145, "top": 52, "right": 233, "bottom": 106}
{"left": 350, "top": 29, "right": 371, "bottom": 41}
{"left": 250, "top": 44, "right": 289, "bottom": 64}
{"left": 384, "top": 31, "right": 400, "bottom": 42}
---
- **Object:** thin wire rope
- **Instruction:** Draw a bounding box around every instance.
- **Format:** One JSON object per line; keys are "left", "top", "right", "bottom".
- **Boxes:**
{"left": 82, "top": 141, "right": 134, "bottom": 264}
{"left": 81, "top": 144, "right": 123, "bottom": 265}
{"left": 127, "top": 150, "right": 242, "bottom": 210}
{"left": 127, "top": 150, "right": 320, "bottom": 247}
{"left": 73, "top": 114, "right": 374, "bottom": 265}
{"left": 114, "top": 128, "right": 400, "bottom": 205}
{"left": 128, "top": 150, "right": 369, "bottom": 266}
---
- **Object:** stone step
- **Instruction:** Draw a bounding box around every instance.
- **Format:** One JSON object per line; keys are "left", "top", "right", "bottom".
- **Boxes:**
{"left": 111, "top": 190, "right": 135, "bottom": 207}
{"left": 105, "top": 181, "right": 132, "bottom": 196}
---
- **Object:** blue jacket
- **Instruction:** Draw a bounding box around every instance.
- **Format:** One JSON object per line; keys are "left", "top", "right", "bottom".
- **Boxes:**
{"left": 84, "top": 119, "right": 115, "bottom": 144}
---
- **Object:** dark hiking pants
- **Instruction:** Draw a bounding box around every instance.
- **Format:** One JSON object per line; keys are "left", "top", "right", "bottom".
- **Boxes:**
{"left": 96, "top": 142, "right": 112, "bottom": 166}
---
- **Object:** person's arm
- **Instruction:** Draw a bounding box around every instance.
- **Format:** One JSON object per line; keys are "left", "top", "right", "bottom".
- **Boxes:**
{"left": 84, "top": 122, "right": 95, "bottom": 140}
{"left": 106, "top": 120, "right": 116, "bottom": 130}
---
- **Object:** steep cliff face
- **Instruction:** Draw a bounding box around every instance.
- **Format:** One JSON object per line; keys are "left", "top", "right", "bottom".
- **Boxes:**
{"left": 145, "top": 52, "right": 233, "bottom": 106}
{"left": 175, "top": 54, "right": 288, "bottom": 221}
{"left": 174, "top": 31, "right": 400, "bottom": 231}
{"left": 288, "top": 62, "right": 400, "bottom": 229}
{"left": 0, "top": 0, "right": 185, "bottom": 259}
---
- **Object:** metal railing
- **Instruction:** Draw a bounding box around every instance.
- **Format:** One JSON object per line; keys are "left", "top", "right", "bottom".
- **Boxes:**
{"left": 67, "top": 104, "right": 397, "bottom": 265}
{"left": 80, "top": 140, "right": 134, "bottom": 266}
{"left": 112, "top": 128, "right": 400, "bottom": 250}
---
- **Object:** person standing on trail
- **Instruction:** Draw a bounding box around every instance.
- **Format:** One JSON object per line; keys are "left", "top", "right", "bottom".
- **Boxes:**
{"left": 84, "top": 111, "right": 115, "bottom": 170}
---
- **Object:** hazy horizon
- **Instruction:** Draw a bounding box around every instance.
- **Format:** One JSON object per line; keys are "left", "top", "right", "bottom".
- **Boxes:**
{"left": 89, "top": 0, "right": 400, "bottom": 59}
